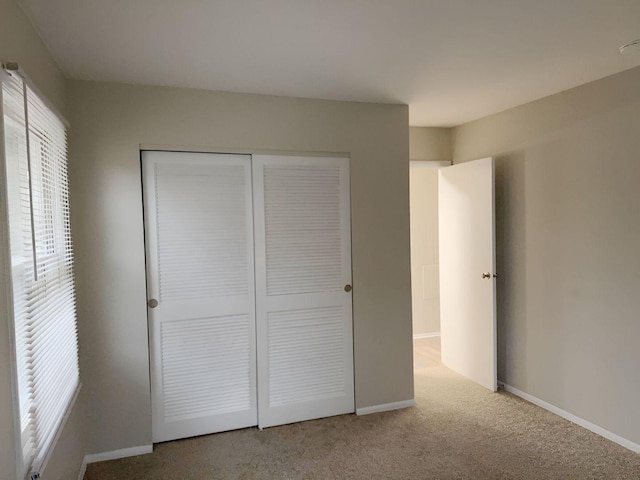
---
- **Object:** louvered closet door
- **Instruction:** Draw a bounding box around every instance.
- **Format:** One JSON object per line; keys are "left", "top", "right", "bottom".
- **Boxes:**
{"left": 142, "top": 151, "right": 257, "bottom": 442}
{"left": 253, "top": 155, "right": 354, "bottom": 428}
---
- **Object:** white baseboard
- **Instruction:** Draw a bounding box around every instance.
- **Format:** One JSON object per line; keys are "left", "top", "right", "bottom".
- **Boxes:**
{"left": 77, "top": 460, "right": 87, "bottom": 480}
{"left": 78, "top": 445, "right": 153, "bottom": 479}
{"left": 413, "top": 332, "right": 440, "bottom": 340}
{"left": 501, "top": 383, "right": 640, "bottom": 454}
{"left": 356, "top": 399, "right": 416, "bottom": 415}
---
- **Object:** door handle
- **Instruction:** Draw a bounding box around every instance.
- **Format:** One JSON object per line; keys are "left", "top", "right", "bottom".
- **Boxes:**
{"left": 148, "top": 298, "right": 159, "bottom": 308}
{"left": 344, "top": 284, "right": 352, "bottom": 293}
{"left": 482, "top": 272, "right": 491, "bottom": 279}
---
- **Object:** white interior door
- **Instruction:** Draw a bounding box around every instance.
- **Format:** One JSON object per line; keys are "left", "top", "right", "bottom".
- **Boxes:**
{"left": 143, "top": 151, "right": 258, "bottom": 442}
{"left": 253, "top": 155, "right": 354, "bottom": 428}
{"left": 438, "top": 157, "right": 497, "bottom": 391}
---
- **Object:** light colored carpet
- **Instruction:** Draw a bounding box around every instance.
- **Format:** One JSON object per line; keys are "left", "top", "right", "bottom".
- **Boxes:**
{"left": 84, "top": 352, "right": 639, "bottom": 479}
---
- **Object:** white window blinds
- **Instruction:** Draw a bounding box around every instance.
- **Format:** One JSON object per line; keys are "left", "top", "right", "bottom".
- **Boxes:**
{"left": 1, "top": 67, "right": 80, "bottom": 477}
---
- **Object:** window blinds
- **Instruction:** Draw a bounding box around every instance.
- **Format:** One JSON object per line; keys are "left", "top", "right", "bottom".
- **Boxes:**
{"left": 1, "top": 67, "right": 79, "bottom": 477}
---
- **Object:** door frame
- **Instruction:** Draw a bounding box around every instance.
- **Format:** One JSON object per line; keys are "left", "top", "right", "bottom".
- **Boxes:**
{"left": 409, "top": 158, "right": 498, "bottom": 391}
{"left": 409, "top": 160, "right": 451, "bottom": 340}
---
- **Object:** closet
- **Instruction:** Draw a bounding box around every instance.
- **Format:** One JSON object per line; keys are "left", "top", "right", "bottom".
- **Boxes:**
{"left": 141, "top": 151, "right": 354, "bottom": 442}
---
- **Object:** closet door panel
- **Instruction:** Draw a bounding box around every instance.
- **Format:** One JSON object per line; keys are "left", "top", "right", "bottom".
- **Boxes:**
{"left": 143, "top": 151, "right": 257, "bottom": 442}
{"left": 253, "top": 155, "right": 354, "bottom": 428}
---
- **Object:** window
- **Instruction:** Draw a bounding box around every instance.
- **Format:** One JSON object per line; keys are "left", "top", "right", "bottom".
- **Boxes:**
{"left": 1, "top": 65, "right": 80, "bottom": 478}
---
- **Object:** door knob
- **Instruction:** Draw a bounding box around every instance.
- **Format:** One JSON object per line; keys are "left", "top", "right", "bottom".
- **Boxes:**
{"left": 148, "top": 298, "right": 159, "bottom": 308}
{"left": 482, "top": 272, "right": 491, "bottom": 279}
{"left": 344, "top": 284, "right": 352, "bottom": 292}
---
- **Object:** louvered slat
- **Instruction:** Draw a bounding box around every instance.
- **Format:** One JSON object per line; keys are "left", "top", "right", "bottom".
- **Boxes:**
{"left": 267, "top": 307, "right": 345, "bottom": 406}
{"left": 155, "top": 163, "right": 249, "bottom": 301}
{"left": 161, "top": 314, "right": 252, "bottom": 421}
{"left": 263, "top": 165, "right": 342, "bottom": 296}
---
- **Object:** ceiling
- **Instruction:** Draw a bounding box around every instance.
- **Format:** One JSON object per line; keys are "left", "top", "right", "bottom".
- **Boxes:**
{"left": 19, "top": 0, "right": 640, "bottom": 127}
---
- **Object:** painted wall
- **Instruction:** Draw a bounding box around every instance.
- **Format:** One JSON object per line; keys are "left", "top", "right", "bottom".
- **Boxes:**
{"left": 0, "top": 1, "right": 86, "bottom": 479}
{"left": 67, "top": 80, "right": 413, "bottom": 455}
{"left": 0, "top": 0, "right": 66, "bottom": 116}
{"left": 453, "top": 66, "right": 640, "bottom": 445}
{"left": 409, "top": 126, "right": 451, "bottom": 161}
{"left": 409, "top": 166, "right": 441, "bottom": 336}
{"left": 408, "top": 127, "right": 451, "bottom": 337}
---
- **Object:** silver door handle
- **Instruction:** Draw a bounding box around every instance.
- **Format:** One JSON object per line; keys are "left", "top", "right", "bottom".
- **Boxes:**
{"left": 148, "top": 299, "right": 159, "bottom": 308}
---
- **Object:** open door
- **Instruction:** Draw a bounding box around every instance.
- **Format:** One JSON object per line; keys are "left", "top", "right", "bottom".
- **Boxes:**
{"left": 438, "top": 157, "right": 497, "bottom": 391}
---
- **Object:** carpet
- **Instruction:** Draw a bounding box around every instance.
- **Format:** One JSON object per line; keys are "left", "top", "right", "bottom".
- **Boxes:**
{"left": 84, "top": 364, "right": 639, "bottom": 479}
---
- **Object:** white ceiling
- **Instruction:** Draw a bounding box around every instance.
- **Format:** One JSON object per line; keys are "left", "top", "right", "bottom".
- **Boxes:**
{"left": 19, "top": 0, "right": 640, "bottom": 127}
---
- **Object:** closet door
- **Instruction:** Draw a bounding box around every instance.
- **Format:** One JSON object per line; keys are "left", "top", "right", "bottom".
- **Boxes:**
{"left": 142, "top": 151, "right": 257, "bottom": 442}
{"left": 253, "top": 155, "right": 354, "bottom": 428}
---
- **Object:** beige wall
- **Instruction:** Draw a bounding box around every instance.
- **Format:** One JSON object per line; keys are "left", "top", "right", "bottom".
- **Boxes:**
{"left": 408, "top": 128, "right": 451, "bottom": 337}
{"left": 409, "top": 126, "right": 451, "bottom": 161}
{"left": 0, "top": 0, "right": 66, "bottom": 116}
{"left": 409, "top": 166, "right": 441, "bottom": 336}
{"left": 0, "top": 1, "right": 84, "bottom": 479}
{"left": 67, "top": 80, "right": 414, "bottom": 455}
{"left": 453, "top": 66, "right": 640, "bottom": 445}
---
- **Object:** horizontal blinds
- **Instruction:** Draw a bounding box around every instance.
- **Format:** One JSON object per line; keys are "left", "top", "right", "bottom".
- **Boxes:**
{"left": 2, "top": 70, "right": 33, "bottom": 456}
{"left": 2, "top": 69, "right": 79, "bottom": 476}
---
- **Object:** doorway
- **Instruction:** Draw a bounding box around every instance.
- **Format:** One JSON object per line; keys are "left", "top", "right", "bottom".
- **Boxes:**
{"left": 410, "top": 158, "right": 497, "bottom": 391}
{"left": 409, "top": 161, "right": 449, "bottom": 369}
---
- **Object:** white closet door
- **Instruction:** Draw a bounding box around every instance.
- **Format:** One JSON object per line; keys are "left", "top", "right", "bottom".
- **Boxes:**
{"left": 143, "top": 151, "right": 257, "bottom": 442}
{"left": 253, "top": 155, "right": 354, "bottom": 428}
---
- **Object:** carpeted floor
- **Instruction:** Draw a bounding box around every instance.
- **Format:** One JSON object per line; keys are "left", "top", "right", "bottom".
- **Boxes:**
{"left": 84, "top": 341, "right": 639, "bottom": 479}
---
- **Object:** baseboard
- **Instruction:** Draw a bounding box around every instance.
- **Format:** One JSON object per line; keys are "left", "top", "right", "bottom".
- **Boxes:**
{"left": 501, "top": 383, "right": 640, "bottom": 454}
{"left": 356, "top": 399, "right": 416, "bottom": 415}
{"left": 77, "top": 459, "right": 87, "bottom": 480}
{"left": 78, "top": 445, "right": 153, "bottom": 479}
{"left": 413, "top": 332, "right": 440, "bottom": 340}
